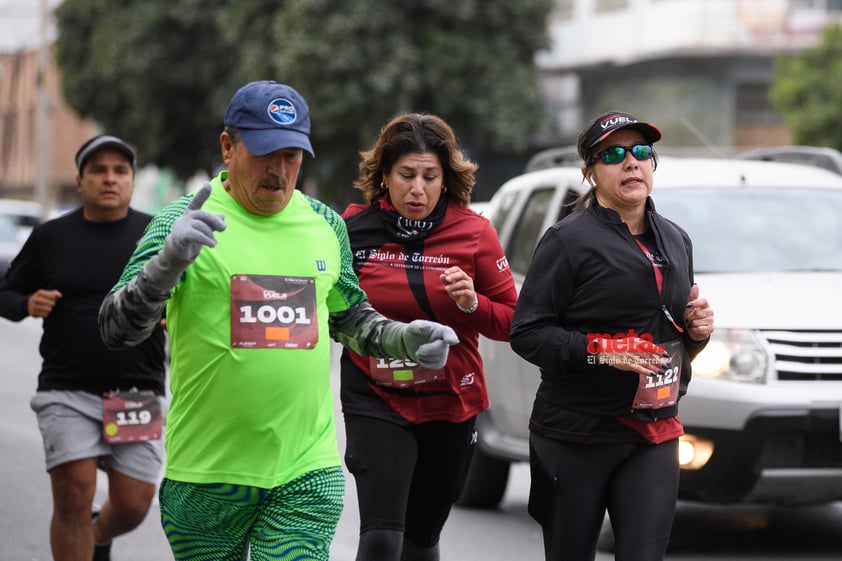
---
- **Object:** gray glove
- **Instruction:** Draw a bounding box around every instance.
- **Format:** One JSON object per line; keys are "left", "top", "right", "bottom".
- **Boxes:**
{"left": 383, "top": 319, "right": 460, "bottom": 369}
{"left": 144, "top": 183, "right": 226, "bottom": 291}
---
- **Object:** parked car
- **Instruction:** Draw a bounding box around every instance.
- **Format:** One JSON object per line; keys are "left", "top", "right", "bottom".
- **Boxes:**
{"left": 0, "top": 198, "right": 45, "bottom": 245}
{"left": 458, "top": 153, "right": 842, "bottom": 512}
{"left": 735, "top": 145, "right": 842, "bottom": 176}
{"left": 523, "top": 145, "right": 582, "bottom": 172}
{"left": 469, "top": 200, "right": 494, "bottom": 218}
{"left": 0, "top": 215, "right": 22, "bottom": 277}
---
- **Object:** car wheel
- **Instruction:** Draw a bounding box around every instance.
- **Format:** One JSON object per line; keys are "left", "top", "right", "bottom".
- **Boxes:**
{"left": 455, "top": 446, "right": 511, "bottom": 508}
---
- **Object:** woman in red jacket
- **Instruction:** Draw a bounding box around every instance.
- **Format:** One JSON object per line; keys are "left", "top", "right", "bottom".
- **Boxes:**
{"left": 341, "top": 113, "right": 517, "bottom": 561}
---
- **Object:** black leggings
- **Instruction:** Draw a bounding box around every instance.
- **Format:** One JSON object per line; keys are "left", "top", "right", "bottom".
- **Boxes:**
{"left": 528, "top": 433, "right": 679, "bottom": 561}
{"left": 343, "top": 414, "right": 476, "bottom": 548}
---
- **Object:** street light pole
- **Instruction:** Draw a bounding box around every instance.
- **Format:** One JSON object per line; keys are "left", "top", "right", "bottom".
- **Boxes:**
{"left": 34, "top": 0, "right": 49, "bottom": 215}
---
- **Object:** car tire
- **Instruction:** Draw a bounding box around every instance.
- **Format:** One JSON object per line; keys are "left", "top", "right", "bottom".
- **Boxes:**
{"left": 455, "top": 446, "right": 511, "bottom": 508}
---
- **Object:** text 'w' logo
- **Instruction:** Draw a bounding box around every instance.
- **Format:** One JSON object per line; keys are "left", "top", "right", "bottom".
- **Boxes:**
{"left": 315, "top": 260, "right": 326, "bottom": 272}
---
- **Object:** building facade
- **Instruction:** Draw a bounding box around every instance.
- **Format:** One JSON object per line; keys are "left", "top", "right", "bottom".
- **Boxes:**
{"left": 0, "top": 47, "right": 97, "bottom": 209}
{"left": 534, "top": 0, "right": 842, "bottom": 152}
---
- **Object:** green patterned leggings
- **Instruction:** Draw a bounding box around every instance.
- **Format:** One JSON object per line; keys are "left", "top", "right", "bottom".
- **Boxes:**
{"left": 159, "top": 466, "right": 345, "bottom": 561}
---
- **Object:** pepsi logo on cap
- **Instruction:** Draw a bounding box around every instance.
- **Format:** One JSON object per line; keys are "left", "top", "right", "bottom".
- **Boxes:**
{"left": 267, "top": 98, "right": 297, "bottom": 125}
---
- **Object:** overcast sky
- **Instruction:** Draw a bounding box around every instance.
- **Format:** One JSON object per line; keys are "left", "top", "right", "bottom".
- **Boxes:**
{"left": 0, "top": 0, "right": 61, "bottom": 54}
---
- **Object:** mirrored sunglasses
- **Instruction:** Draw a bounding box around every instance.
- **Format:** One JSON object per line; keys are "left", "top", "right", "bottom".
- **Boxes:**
{"left": 590, "top": 144, "right": 654, "bottom": 165}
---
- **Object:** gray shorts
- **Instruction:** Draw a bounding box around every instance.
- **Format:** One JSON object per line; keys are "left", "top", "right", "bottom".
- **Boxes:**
{"left": 30, "top": 390, "right": 166, "bottom": 484}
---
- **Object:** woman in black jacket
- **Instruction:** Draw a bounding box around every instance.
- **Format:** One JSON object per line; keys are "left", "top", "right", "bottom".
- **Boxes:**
{"left": 510, "top": 111, "right": 715, "bottom": 561}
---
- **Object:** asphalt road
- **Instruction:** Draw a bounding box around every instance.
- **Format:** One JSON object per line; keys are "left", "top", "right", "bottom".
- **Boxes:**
{"left": 1, "top": 317, "right": 840, "bottom": 560}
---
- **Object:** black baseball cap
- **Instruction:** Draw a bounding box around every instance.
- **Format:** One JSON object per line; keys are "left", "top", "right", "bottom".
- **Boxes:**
{"left": 578, "top": 112, "right": 662, "bottom": 161}
{"left": 75, "top": 135, "right": 137, "bottom": 172}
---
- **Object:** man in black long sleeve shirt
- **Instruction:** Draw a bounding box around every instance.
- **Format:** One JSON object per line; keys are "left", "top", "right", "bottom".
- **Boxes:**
{"left": 0, "top": 135, "right": 166, "bottom": 561}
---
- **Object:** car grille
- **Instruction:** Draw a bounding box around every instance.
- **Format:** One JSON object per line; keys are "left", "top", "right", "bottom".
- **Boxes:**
{"left": 759, "top": 431, "right": 842, "bottom": 468}
{"left": 763, "top": 330, "right": 842, "bottom": 381}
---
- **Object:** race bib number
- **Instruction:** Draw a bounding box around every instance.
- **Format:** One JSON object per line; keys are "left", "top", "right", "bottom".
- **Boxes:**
{"left": 102, "top": 390, "right": 162, "bottom": 444}
{"left": 368, "top": 356, "right": 444, "bottom": 388}
{"left": 230, "top": 274, "right": 318, "bottom": 349}
{"left": 632, "top": 340, "right": 684, "bottom": 409}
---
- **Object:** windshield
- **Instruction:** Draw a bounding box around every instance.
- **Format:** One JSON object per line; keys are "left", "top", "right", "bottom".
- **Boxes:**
{"left": 653, "top": 187, "right": 842, "bottom": 273}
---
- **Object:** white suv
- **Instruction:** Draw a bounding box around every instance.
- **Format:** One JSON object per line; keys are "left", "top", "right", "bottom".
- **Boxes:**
{"left": 458, "top": 154, "right": 842, "bottom": 509}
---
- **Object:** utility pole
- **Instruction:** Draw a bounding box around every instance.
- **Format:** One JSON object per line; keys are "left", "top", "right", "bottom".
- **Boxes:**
{"left": 34, "top": 0, "right": 49, "bottom": 214}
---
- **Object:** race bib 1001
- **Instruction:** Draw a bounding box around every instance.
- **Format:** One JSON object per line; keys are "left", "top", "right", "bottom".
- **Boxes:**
{"left": 230, "top": 274, "right": 318, "bottom": 349}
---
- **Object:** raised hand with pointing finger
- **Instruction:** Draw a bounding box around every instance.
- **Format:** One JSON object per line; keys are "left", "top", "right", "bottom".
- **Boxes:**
{"left": 164, "top": 183, "right": 226, "bottom": 262}
{"left": 144, "top": 183, "right": 226, "bottom": 291}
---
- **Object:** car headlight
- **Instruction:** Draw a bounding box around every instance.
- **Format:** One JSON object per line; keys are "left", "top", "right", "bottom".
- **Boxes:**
{"left": 690, "top": 329, "right": 770, "bottom": 383}
{"left": 678, "top": 434, "right": 714, "bottom": 470}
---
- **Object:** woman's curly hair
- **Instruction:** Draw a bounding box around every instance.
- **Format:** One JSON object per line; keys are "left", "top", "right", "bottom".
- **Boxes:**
{"left": 354, "top": 113, "right": 478, "bottom": 206}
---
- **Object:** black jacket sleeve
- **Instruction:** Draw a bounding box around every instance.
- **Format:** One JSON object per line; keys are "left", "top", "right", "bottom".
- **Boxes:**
{"left": 0, "top": 232, "right": 38, "bottom": 321}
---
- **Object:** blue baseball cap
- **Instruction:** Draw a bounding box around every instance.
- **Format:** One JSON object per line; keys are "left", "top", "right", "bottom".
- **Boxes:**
{"left": 223, "top": 81, "right": 314, "bottom": 157}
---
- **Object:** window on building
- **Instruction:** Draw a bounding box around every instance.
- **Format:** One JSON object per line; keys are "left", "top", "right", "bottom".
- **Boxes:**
{"left": 736, "top": 83, "right": 775, "bottom": 124}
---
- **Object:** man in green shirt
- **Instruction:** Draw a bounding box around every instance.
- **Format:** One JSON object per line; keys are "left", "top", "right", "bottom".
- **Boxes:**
{"left": 99, "top": 81, "right": 457, "bottom": 561}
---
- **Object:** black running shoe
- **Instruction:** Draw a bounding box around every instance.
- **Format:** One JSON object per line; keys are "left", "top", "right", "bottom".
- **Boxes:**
{"left": 91, "top": 509, "right": 112, "bottom": 561}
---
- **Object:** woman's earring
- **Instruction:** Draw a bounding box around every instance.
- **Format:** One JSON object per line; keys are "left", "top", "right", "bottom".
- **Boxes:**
{"left": 380, "top": 180, "right": 388, "bottom": 192}
{"left": 442, "top": 184, "right": 448, "bottom": 194}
